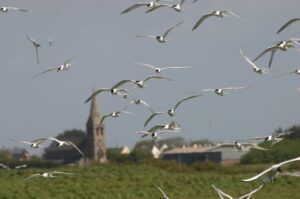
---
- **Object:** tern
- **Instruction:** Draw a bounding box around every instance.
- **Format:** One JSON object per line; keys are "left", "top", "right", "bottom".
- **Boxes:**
{"left": 275, "top": 68, "right": 300, "bottom": 78}
{"left": 209, "top": 142, "right": 269, "bottom": 152}
{"left": 27, "top": 35, "right": 41, "bottom": 65}
{"left": 123, "top": 97, "right": 154, "bottom": 113}
{"left": 144, "top": 95, "right": 201, "bottom": 127}
{"left": 136, "top": 21, "right": 184, "bottom": 43}
{"left": 84, "top": 80, "right": 131, "bottom": 103}
{"left": 240, "top": 49, "right": 270, "bottom": 74}
{"left": 9, "top": 138, "right": 48, "bottom": 148}
{"left": 138, "top": 63, "right": 190, "bottom": 73}
{"left": 34, "top": 57, "right": 75, "bottom": 77}
{"left": 254, "top": 131, "right": 294, "bottom": 146}
{"left": 48, "top": 138, "right": 86, "bottom": 157}
{"left": 154, "top": 185, "right": 170, "bottom": 199}
{"left": 121, "top": 0, "right": 165, "bottom": 14}
{"left": 0, "top": 7, "right": 28, "bottom": 13}
{"left": 146, "top": 0, "right": 186, "bottom": 13}
{"left": 242, "top": 156, "right": 300, "bottom": 183}
{"left": 201, "top": 86, "right": 250, "bottom": 96}
{"left": 212, "top": 184, "right": 263, "bottom": 199}
{"left": 276, "top": 18, "right": 300, "bottom": 34}
{"left": 192, "top": 10, "right": 242, "bottom": 31}
{"left": 147, "top": 121, "right": 181, "bottom": 133}
{"left": 26, "top": 171, "right": 75, "bottom": 180}
{"left": 252, "top": 40, "right": 297, "bottom": 68}
{"left": 116, "top": 76, "right": 172, "bottom": 89}
{"left": 100, "top": 110, "right": 133, "bottom": 125}
{"left": 136, "top": 131, "right": 165, "bottom": 143}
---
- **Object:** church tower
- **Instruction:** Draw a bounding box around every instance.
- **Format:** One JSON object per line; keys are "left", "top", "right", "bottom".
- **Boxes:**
{"left": 85, "top": 96, "right": 107, "bottom": 163}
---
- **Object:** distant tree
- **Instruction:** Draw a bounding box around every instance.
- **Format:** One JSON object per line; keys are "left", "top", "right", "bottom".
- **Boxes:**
{"left": 56, "top": 129, "right": 86, "bottom": 139}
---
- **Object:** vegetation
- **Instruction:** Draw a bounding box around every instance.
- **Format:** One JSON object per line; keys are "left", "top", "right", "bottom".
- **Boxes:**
{"left": 1, "top": 161, "right": 300, "bottom": 199}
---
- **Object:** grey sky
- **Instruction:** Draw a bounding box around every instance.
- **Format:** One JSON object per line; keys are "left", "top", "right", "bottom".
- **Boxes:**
{"left": 1, "top": 0, "right": 300, "bottom": 155}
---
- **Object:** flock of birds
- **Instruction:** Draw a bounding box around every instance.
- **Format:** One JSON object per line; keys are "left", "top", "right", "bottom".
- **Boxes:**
{"left": 2, "top": 1, "right": 300, "bottom": 198}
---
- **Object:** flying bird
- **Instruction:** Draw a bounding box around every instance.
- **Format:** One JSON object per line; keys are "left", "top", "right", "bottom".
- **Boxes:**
{"left": 136, "top": 131, "right": 166, "bottom": 143}
{"left": 34, "top": 57, "right": 75, "bottom": 77}
{"left": 121, "top": 0, "right": 164, "bottom": 14}
{"left": 100, "top": 111, "right": 133, "bottom": 125}
{"left": 252, "top": 40, "right": 296, "bottom": 68}
{"left": 138, "top": 63, "right": 190, "bottom": 73}
{"left": 144, "top": 95, "right": 201, "bottom": 127}
{"left": 254, "top": 131, "right": 294, "bottom": 146}
{"left": 201, "top": 86, "right": 250, "bottom": 96}
{"left": 154, "top": 185, "right": 170, "bottom": 199}
{"left": 48, "top": 138, "right": 86, "bottom": 157}
{"left": 147, "top": 121, "right": 181, "bottom": 133}
{"left": 116, "top": 76, "right": 172, "bottom": 89}
{"left": 27, "top": 35, "right": 41, "bottom": 65}
{"left": 136, "top": 21, "right": 184, "bottom": 43}
{"left": 0, "top": 7, "right": 28, "bottom": 12}
{"left": 240, "top": 49, "right": 270, "bottom": 74}
{"left": 9, "top": 138, "right": 48, "bottom": 148}
{"left": 26, "top": 171, "right": 75, "bottom": 180}
{"left": 146, "top": 0, "right": 187, "bottom": 13}
{"left": 276, "top": 18, "right": 300, "bottom": 34}
{"left": 123, "top": 97, "right": 154, "bottom": 113}
{"left": 193, "top": 10, "right": 242, "bottom": 31}
{"left": 212, "top": 184, "right": 263, "bottom": 199}
{"left": 209, "top": 141, "right": 269, "bottom": 152}
{"left": 242, "top": 156, "right": 300, "bottom": 183}
{"left": 84, "top": 80, "right": 131, "bottom": 103}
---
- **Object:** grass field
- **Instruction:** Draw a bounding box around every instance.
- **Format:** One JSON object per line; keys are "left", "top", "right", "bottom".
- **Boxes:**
{"left": 1, "top": 161, "right": 300, "bottom": 199}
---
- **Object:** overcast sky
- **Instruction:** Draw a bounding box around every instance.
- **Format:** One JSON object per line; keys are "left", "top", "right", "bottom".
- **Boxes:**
{"left": 1, "top": 0, "right": 300, "bottom": 155}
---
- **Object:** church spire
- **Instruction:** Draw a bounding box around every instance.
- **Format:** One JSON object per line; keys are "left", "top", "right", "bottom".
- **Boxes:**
{"left": 87, "top": 95, "right": 100, "bottom": 127}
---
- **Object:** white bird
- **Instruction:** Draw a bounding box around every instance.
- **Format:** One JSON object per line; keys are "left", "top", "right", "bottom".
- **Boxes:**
{"left": 146, "top": 0, "right": 187, "bottom": 13}
{"left": 144, "top": 95, "right": 201, "bottom": 127}
{"left": 84, "top": 80, "right": 131, "bottom": 103}
{"left": 240, "top": 49, "right": 270, "bottom": 74}
{"left": 254, "top": 131, "right": 294, "bottom": 146}
{"left": 123, "top": 97, "right": 154, "bottom": 113}
{"left": 34, "top": 57, "right": 75, "bottom": 77}
{"left": 136, "top": 21, "right": 184, "bottom": 43}
{"left": 275, "top": 68, "right": 300, "bottom": 78}
{"left": 201, "top": 86, "right": 250, "bottom": 96}
{"left": 253, "top": 40, "right": 296, "bottom": 68}
{"left": 138, "top": 63, "right": 190, "bottom": 73}
{"left": 192, "top": 10, "right": 242, "bottom": 31}
{"left": 136, "top": 131, "right": 165, "bottom": 143}
{"left": 0, "top": 163, "right": 10, "bottom": 170}
{"left": 116, "top": 76, "right": 172, "bottom": 89}
{"left": 27, "top": 35, "right": 41, "bottom": 65}
{"left": 276, "top": 18, "right": 300, "bottom": 34}
{"left": 0, "top": 7, "right": 28, "bottom": 13}
{"left": 209, "top": 141, "right": 269, "bottom": 152}
{"left": 100, "top": 110, "right": 133, "bottom": 125}
{"left": 147, "top": 121, "right": 181, "bottom": 133}
{"left": 212, "top": 184, "right": 263, "bottom": 199}
{"left": 154, "top": 185, "right": 170, "bottom": 199}
{"left": 9, "top": 138, "right": 48, "bottom": 148}
{"left": 242, "top": 156, "right": 300, "bottom": 183}
{"left": 121, "top": 0, "right": 165, "bottom": 14}
{"left": 26, "top": 171, "right": 75, "bottom": 180}
{"left": 48, "top": 138, "right": 86, "bottom": 157}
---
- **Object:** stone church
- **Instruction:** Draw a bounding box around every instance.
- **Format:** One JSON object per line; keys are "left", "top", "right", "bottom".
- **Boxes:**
{"left": 44, "top": 96, "right": 107, "bottom": 165}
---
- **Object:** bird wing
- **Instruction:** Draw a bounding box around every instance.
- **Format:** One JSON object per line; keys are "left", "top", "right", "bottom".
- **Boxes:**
{"left": 245, "top": 143, "right": 269, "bottom": 150}
{"left": 145, "top": 4, "right": 171, "bottom": 13}
{"left": 276, "top": 156, "right": 300, "bottom": 167}
{"left": 25, "top": 174, "right": 41, "bottom": 180}
{"left": 154, "top": 185, "right": 168, "bottom": 198}
{"left": 174, "top": 95, "right": 201, "bottom": 110}
{"left": 147, "top": 124, "right": 165, "bottom": 133}
{"left": 137, "top": 63, "right": 157, "bottom": 70}
{"left": 144, "top": 112, "right": 167, "bottom": 127}
{"left": 161, "top": 66, "right": 190, "bottom": 71}
{"left": 163, "top": 21, "right": 184, "bottom": 38}
{"left": 268, "top": 49, "right": 276, "bottom": 68}
{"left": 135, "top": 35, "right": 157, "bottom": 39}
{"left": 9, "top": 138, "right": 31, "bottom": 145}
{"left": 84, "top": 88, "right": 110, "bottom": 103}
{"left": 192, "top": 13, "right": 214, "bottom": 31}
{"left": 275, "top": 71, "right": 295, "bottom": 78}
{"left": 34, "top": 67, "right": 59, "bottom": 77}
{"left": 136, "top": 131, "right": 152, "bottom": 138}
{"left": 111, "top": 80, "right": 134, "bottom": 89}
{"left": 15, "top": 164, "right": 27, "bottom": 169}
{"left": 7, "top": 7, "right": 28, "bottom": 12}
{"left": 201, "top": 88, "right": 215, "bottom": 92}
{"left": 239, "top": 184, "right": 264, "bottom": 199}
{"left": 281, "top": 172, "right": 300, "bottom": 177}
{"left": 27, "top": 35, "right": 37, "bottom": 45}
{"left": 209, "top": 144, "right": 235, "bottom": 151}
{"left": 212, "top": 184, "right": 233, "bottom": 199}
{"left": 180, "top": 0, "right": 186, "bottom": 6}
{"left": 100, "top": 114, "right": 111, "bottom": 125}
{"left": 253, "top": 136, "right": 267, "bottom": 140}
{"left": 225, "top": 10, "right": 242, "bottom": 21}
{"left": 140, "top": 100, "right": 153, "bottom": 111}
{"left": 222, "top": 86, "right": 250, "bottom": 90}
{"left": 252, "top": 46, "right": 277, "bottom": 62}
{"left": 121, "top": 3, "right": 147, "bottom": 14}
{"left": 67, "top": 141, "right": 86, "bottom": 157}
{"left": 0, "top": 163, "right": 9, "bottom": 170}
{"left": 32, "top": 138, "right": 48, "bottom": 145}
{"left": 276, "top": 18, "right": 300, "bottom": 34}
{"left": 35, "top": 45, "right": 40, "bottom": 65}
{"left": 50, "top": 171, "right": 75, "bottom": 175}
{"left": 47, "top": 137, "right": 61, "bottom": 143}
{"left": 242, "top": 166, "right": 273, "bottom": 182}
{"left": 239, "top": 49, "right": 260, "bottom": 70}
{"left": 143, "top": 76, "right": 172, "bottom": 82}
